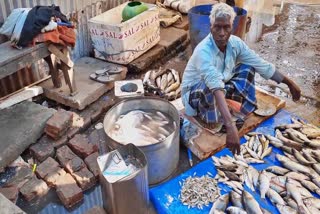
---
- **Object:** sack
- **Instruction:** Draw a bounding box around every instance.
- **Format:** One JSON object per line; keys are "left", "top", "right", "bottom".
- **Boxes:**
{"left": 163, "top": 0, "right": 196, "bottom": 14}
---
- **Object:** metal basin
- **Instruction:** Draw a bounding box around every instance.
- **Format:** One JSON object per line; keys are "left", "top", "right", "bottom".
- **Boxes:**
{"left": 103, "top": 97, "right": 180, "bottom": 185}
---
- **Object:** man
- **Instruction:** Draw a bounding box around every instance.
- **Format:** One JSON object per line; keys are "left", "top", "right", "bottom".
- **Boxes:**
{"left": 181, "top": 3, "right": 301, "bottom": 154}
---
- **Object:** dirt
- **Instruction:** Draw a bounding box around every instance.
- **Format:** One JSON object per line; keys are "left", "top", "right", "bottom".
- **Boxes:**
{"left": 248, "top": 3, "right": 320, "bottom": 125}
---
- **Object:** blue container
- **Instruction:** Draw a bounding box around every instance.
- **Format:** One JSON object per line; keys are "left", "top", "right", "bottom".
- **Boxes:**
{"left": 188, "top": 4, "right": 248, "bottom": 50}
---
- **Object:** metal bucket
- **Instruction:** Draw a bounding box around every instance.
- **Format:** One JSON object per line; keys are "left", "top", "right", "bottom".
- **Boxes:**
{"left": 98, "top": 143, "right": 149, "bottom": 214}
{"left": 188, "top": 4, "right": 248, "bottom": 50}
{"left": 103, "top": 97, "right": 180, "bottom": 185}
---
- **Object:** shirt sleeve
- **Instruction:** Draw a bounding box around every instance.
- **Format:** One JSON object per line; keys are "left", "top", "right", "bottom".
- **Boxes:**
{"left": 193, "top": 48, "right": 225, "bottom": 90}
{"left": 237, "top": 40, "right": 276, "bottom": 80}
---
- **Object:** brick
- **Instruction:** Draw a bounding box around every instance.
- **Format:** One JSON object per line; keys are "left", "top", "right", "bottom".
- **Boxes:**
{"left": 71, "top": 167, "right": 96, "bottom": 191}
{"left": 4, "top": 166, "right": 34, "bottom": 189}
{"left": 45, "top": 109, "right": 73, "bottom": 140}
{"left": 56, "top": 173, "right": 83, "bottom": 209}
{"left": 0, "top": 186, "right": 19, "bottom": 203}
{"left": 29, "top": 140, "right": 54, "bottom": 162}
{"left": 68, "top": 134, "right": 98, "bottom": 159}
{"left": 35, "top": 157, "right": 59, "bottom": 179}
{"left": 56, "top": 146, "right": 86, "bottom": 173}
{"left": 44, "top": 168, "right": 67, "bottom": 187}
{"left": 67, "top": 127, "right": 80, "bottom": 140}
{"left": 78, "top": 109, "right": 92, "bottom": 132}
{"left": 38, "top": 135, "right": 68, "bottom": 149}
{"left": 19, "top": 177, "right": 49, "bottom": 201}
{"left": 85, "top": 206, "right": 107, "bottom": 214}
{"left": 84, "top": 152, "right": 100, "bottom": 178}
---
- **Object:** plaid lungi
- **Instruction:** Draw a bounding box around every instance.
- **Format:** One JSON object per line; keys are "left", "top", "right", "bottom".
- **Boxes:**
{"left": 189, "top": 64, "right": 257, "bottom": 124}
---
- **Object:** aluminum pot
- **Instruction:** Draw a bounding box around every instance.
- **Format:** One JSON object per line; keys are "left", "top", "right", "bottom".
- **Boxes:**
{"left": 103, "top": 97, "right": 180, "bottom": 185}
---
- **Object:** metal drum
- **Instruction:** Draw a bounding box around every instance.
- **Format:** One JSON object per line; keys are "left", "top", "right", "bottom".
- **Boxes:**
{"left": 103, "top": 97, "right": 180, "bottom": 185}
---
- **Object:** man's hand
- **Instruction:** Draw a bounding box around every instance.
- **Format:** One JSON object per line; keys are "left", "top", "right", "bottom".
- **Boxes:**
{"left": 288, "top": 80, "right": 301, "bottom": 101}
{"left": 226, "top": 124, "right": 240, "bottom": 155}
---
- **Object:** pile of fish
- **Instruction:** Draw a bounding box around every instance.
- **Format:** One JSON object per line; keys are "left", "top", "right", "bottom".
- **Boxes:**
{"left": 209, "top": 190, "right": 271, "bottom": 214}
{"left": 143, "top": 67, "right": 181, "bottom": 100}
{"left": 179, "top": 174, "right": 220, "bottom": 209}
{"left": 240, "top": 133, "right": 273, "bottom": 164}
{"left": 109, "top": 110, "right": 174, "bottom": 146}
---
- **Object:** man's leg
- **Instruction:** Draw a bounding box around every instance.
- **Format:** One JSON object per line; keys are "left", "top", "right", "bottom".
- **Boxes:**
{"left": 225, "top": 64, "right": 257, "bottom": 116}
{"left": 188, "top": 80, "right": 222, "bottom": 130}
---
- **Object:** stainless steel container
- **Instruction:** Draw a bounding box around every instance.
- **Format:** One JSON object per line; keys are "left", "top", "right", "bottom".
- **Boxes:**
{"left": 103, "top": 97, "right": 180, "bottom": 185}
{"left": 98, "top": 143, "right": 149, "bottom": 214}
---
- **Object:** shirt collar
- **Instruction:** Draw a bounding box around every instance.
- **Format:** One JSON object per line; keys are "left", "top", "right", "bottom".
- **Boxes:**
{"left": 209, "top": 33, "right": 236, "bottom": 56}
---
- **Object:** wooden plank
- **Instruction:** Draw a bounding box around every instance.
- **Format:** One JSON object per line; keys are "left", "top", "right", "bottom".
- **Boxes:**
{"left": 0, "top": 44, "right": 50, "bottom": 79}
{"left": 0, "top": 86, "right": 43, "bottom": 109}
{"left": 181, "top": 87, "right": 286, "bottom": 160}
{"left": 47, "top": 44, "right": 74, "bottom": 68}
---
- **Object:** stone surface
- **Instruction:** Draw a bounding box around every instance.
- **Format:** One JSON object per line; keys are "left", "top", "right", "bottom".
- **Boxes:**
{"left": 0, "top": 193, "right": 26, "bottom": 214}
{"left": 85, "top": 206, "right": 107, "bottom": 214}
{"left": 68, "top": 134, "right": 98, "bottom": 159}
{"left": 127, "top": 45, "right": 166, "bottom": 73}
{"left": 84, "top": 152, "right": 100, "bottom": 178}
{"left": 29, "top": 140, "right": 55, "bottom": 162}
{"left": 44, "top": 167, "right": 67, "bottom": 187}
{"left": 35, "top": 157, "right": 59, "bottom": 179}
{"left": 55, "top": 173, "right": 83, "bottom": 209}
{"left": 0, "top": 101, "right": 55, "bottom": 168}
{"left": 37, "top": 135, "right": 68, "bottom": 149}
{"left": 4, "top": 166, "right": 33, "bottom": 189}
{"left": 19, "top": 177, "right": 49, "bottom": 201}
{"left": 40, "top": 57, "right": 127, "bottom": 110}
{"left": 45, "top": 109, "right": 73, "bottom": 140}
{"left": 0, "top": 186, "right": 19, "bottom": 203}
{"left": 56, "top": 146, "right": 86, "bottom": 173}
{"left": 71, "top": 167, "right": 96, "bottom": 191}
{"left": 158, "top": 27, "right": 188, "bottom": 51}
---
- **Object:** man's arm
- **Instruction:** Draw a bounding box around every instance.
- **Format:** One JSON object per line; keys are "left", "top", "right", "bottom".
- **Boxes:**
{"left": 270, "top": 71, "right": 301, "bottom": 101}
{"left": 213, "top": 89, "right": 240, "bottom": 154}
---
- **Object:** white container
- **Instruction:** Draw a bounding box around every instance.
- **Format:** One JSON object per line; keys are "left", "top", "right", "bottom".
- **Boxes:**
{"left": 88, "top": 2, "right": 160, "bottom": 65}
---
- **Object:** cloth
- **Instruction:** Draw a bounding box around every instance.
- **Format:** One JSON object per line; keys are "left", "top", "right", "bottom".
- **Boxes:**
{"left": 181, "top": 34, "right": 275, "bottom": 116}
{"left": 33, "top": 25, "right": 76, "bottom": 47}
{"left": 156, "top": 1, "right": 182, "bottom": 27}
{"left": 17, "top": 5, "right": 68, "bottom": 47}
{"left": 188, "top": 64, "right": 256, "bottom": 124}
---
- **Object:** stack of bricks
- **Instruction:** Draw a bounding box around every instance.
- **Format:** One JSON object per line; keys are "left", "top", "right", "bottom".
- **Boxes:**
{"left": 45, "top": 109, "right": 73, "bottom": 140}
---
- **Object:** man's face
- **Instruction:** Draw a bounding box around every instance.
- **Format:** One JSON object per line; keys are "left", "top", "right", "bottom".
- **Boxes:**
{"left": 211, "top": 16, "right": 232, "bottom": 50}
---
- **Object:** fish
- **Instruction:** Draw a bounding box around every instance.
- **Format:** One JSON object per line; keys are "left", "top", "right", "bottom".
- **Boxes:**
{"left": 230, "top": 191, "right": 243, "bottom": 209}
{"left": 269, "top": 181, "right": 286, "bottom": 195}
{"left": 244, "top": 171, "right": 254, "bottom": 191}
{"left": 245, "top": 158, "right": 264, "bottom": 164}
{"left": 286, "top": 197, "right": 298, "bottom": 209}
{"left": 258, "top": 171, "right": 270, "bottom": 199}
{"left": 276, "top": 155, "right": 310, "bottom": 175}
{"left": 224, "top": 171, "right": 241, "bottom": 182}
{"left": 276, "top": 204, "right": 298, "bottom": 214}
{"left": 210, "top": 209, "right": 225, "bottom": 214}
{"left": 260, "top": 147, "right": 272, "bottom": 159}
{"left": 156, "top": 76, "right": 161, "bottom": 88}
{"left": 210, "top": 193, "right": 229, "bottom": 212}
{"left": 292, "top": 149, "right": 316, "bottom": 165}
{"left": 266, "top": 188, "right": 285, "bottom": 205}
{"left": 242, "top": 190, "right": 263, "bottom": 214}
{"left": 226, "top": 206, "right": 247, "bottom": 214}
{"left": 265, "top": 166, "right": 289, "bottom": 176}
{"left": 285, "top": 171, "right": 310, "bottom": 181}
{"left": 143, "top": 70, "right": 151, "bottom": 84}
{"left": 300, "top": 180, "right": 320, "bottom": 195}
{"left": 275, "top": 129, "right": 303, "bottom": 150}
{"left": 313, "top": 163, "right": 320, "bottom": 175}
{"left": 286, "top": 179, "right": 304, "bottom": 206}
{"left": 166, "top": 71, "right": 173, "bottom": 83}
{"left": 303, "top": 197, "right": 320, "bottom": 209}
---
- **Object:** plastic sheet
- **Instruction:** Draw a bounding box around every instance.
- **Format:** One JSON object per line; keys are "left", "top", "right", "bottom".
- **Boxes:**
{"left": 149, "top": 109, "right": 320, "bottom": 214}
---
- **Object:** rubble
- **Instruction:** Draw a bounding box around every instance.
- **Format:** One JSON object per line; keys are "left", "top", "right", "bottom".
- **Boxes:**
{"left": 68, "top": 134, "right": 98, "bottom": 159}
{"left": 56, "top": 145, "right": 86, "bottom": 173}
{"left": 29, "top": 140, "right": 54, "bottom": 162}
{"left": 84, "top": 152, "right": 100, "bottom": 178}
{"left": 19, "top": 177, "right": 49, "bottom": 201}
{"left": 45, "top": 109, "right": 73, "bottom": 140}
{"left": 55, "top": 173, "right": 83, "bottom": 208}
{"left": 35, "top": 157, "right": 59, "bottom": 179}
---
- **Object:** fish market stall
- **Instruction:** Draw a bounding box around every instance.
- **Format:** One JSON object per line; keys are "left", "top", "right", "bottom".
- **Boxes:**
{"left": 150, "top": 109, "right": 320, "bottom": 214}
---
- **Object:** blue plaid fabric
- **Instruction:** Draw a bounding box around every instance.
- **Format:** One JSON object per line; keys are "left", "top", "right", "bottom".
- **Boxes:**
{"left": 189, "top": 64, "right": 257, "bottom": 124}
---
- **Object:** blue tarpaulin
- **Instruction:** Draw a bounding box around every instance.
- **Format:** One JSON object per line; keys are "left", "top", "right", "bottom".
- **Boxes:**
{"left": 149, "top": 109, "right": 319, "bottom": 214}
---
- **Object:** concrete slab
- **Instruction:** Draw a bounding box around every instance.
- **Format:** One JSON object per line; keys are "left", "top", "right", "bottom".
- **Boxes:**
{"left": 158, "top": 27, "right": 188, "bottom": 51}
{"left": 127, "top": 45, "right": 166, "bottom": 73}
{"left": 0, "top": 193, "right": 26, "bottom": 214}
{"left": 173, "top": 15, "right": 189, "bottom": 30}
{"left": 40, "top": 57, "right": 127, "bottom": 110}
{"left": 0, "top": 101, "right": 55, "bottom": 168}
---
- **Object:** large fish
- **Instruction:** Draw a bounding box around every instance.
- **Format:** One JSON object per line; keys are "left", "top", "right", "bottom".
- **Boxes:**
{"left": 276, "top": 155, "right": 311, "bottom": 175}
{"left": 226, "top": 206, "right": 247, "bottom": 214}
{"left": 265, "top": 166, "right": 289, "bottom": 176}
{"left": 258, "top": 171, "right": 270, "bottom": 199}
{"left": 266, "top": 188, "right": 285, "bottom": 205}
{"left": 230, "top": 191, "right": 243, "bottom": 209}
{"left": 242, "top": 191, "right": 263, "bottom": 214}
{"left": 276, "top": 204, "right": 298, "bottom": 214}
{"left": 210, "top": 193, "right": 230, "bottom": 212}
